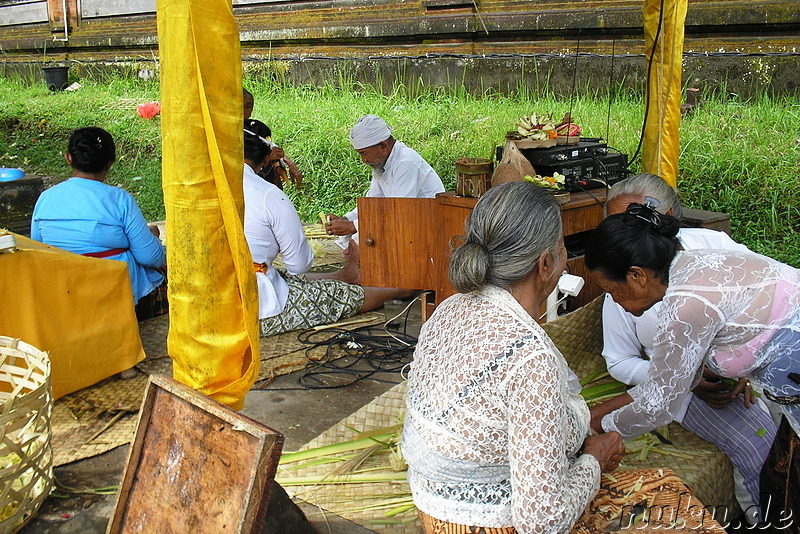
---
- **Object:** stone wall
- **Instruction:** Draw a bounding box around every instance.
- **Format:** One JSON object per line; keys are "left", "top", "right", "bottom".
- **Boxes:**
{"left": 0, "top": 0, "right": 797, "bottom": 97}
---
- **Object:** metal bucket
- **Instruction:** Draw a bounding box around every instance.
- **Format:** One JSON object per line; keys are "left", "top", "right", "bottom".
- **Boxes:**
{"left": 455, "top": 157, "right": 493, "bottom": 198}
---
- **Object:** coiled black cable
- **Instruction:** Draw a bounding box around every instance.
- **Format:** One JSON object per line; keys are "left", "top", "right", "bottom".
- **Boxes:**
{"left": 292, "top": 324, "right": 416, "bottom": 389}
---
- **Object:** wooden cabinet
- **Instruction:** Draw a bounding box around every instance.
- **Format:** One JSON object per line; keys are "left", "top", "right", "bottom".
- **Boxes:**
{"left": 359, "top": 189, "right": 608, "bottom": 310}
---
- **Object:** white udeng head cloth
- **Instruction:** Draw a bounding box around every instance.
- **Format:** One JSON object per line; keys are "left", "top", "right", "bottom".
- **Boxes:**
{"left": 349, "top": 115, "right": 392, "bottom": 149}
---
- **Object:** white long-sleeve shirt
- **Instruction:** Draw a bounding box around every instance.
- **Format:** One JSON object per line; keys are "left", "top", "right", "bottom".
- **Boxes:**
{"left": 601, "top": 228, "right": 750, "bottom": 422}
{"left": 243, "top": 163, "right": 313, "bottom": 319}
{"left": 344, "top": 140, "right": 444, "bottom": 233}
{"left": 602, "top": 249, "right": 800, "bottom": 438}
{"left": 402, "top": 286, "right": 600, "bottom": 533}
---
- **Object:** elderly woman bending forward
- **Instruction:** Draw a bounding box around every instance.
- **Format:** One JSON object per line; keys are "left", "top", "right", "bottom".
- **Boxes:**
{"left": 586, "top": 203, "right": 800, "bottom": 529}
{"left": 401, "top": 182, "right": 624, "bottom": 534}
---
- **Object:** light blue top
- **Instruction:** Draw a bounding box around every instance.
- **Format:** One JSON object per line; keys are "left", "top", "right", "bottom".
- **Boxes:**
{"left": 31, "top": 177, "right": 166, "bottom": 304}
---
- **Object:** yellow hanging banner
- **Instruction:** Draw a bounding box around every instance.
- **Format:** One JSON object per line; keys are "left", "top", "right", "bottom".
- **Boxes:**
{"left": 157, "top": 0, "right": 259, "bottom": 410}
{"left": 641, "top": 0, "right": 688, "bottom": 188}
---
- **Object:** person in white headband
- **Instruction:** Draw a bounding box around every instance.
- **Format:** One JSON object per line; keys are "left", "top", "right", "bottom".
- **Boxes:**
{"left": 325, "top": 114, "right": 444, "bottom": 241}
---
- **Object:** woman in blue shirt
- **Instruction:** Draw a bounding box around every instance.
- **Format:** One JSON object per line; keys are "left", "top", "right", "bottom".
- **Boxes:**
{"left": 31, "top": 127, "right": 166, "bottom": 308}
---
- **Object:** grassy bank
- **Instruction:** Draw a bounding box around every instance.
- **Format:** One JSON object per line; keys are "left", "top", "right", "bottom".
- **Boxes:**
{"left": 1, "top": 73, "right": 798, "bottom": 265}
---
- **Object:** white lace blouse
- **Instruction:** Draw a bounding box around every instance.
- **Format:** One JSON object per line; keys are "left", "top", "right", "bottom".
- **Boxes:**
{"left": 401, "top": 286, "right": 600, "bottom": 533}
{"left": 602, "top": 250, "right": 800, "bottom": 438}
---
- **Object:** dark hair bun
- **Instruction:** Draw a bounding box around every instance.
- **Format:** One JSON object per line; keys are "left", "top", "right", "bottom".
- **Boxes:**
{"left": 585, "top": 205, "right": 680, "bottom": 282}
{"left": 68, "top": 127, "right": 115, "bottom": 174}
{"left": 655, "top": 213, "right": 680, "bottom": 239}
{"left": 244, "top": 119, "right": 271, "bottom": 139}
{"left": 243, "top": 119, "right": 273, "bottom": 164}
{"left": 625, "top": 202, "right": 680, "bottom": 239}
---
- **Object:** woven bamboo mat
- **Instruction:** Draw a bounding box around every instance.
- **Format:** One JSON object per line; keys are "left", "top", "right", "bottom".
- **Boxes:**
{"left": 274, "top": 236, "right": 346, "bottom": 271}
{"left": 541, "top": 295, "right": 605, "bottom": 380}
{"left": 136, "top": 311, "right": 385, "bottom": 382}
{"left": 278, "top": 382, "right": 737, "bottom": 534}
{"left": 280, "top": 381, "right": 417, "bottom": 534}
{"left": 52, "top": 308, "right": 383, "bottom": 466}
{"left": 51, "top": 373, "right": 148, "bottom": 466}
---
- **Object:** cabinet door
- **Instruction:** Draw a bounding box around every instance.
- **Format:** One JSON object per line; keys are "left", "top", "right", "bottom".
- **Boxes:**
{"left": 358, "top": 197, "right": 439, "bottom": 290}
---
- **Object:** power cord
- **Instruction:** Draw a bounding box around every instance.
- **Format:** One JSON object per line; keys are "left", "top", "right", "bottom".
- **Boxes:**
{"left": 253, "top": 292, "right": 432, "bottom": 391}
{"left": 296, "top": 325, "right": 416, "bottom": 389}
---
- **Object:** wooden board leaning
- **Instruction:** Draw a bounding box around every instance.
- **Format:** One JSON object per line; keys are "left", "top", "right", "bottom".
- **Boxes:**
{"left": 107, "top": 375, "right": 284, "bottom": 534}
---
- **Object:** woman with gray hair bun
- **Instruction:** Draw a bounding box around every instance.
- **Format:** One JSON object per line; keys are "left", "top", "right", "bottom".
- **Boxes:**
{"left": 401, "top": 181, "right": 624, "bottom": 533}
{"left": 449, "top": 181, "right": 562, "bottom": 293}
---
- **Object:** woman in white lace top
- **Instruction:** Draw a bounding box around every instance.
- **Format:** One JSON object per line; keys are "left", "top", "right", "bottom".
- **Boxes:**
{"left": 585, "top": 202, "right": 800, "bottom": 528}
{"left": 401, "top": 182, "right": 625, "bottom": 533}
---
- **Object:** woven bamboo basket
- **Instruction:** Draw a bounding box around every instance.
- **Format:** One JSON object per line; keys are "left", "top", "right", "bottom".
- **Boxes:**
{"left": 0, "top": 336, "right": 54, "bottom": 533}
{"left": 455, "top": 157, "right": 493, "bottom": 198}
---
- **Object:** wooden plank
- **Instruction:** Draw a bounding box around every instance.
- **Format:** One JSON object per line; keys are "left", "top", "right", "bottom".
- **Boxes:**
{"left": 560, "top": 197, "right": 605, "bottom": 236}
{"left": 107, "top": 375, "right": 283, "bottom": 534}
{"left": 682, "top": 207, "right": 732, "bottom": 235}
{"left": 423, "top": 0, "right": 473, "bottom": 8}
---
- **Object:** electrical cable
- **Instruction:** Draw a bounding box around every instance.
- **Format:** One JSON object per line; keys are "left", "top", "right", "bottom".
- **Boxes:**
{"left": 295, "top": 326, "right": 415, "bottom": 389}
{"left": 566, "top": 28, "right": 580, "bottom": 142}
{"left": 241, "top": 51, "right": 800, "bottom": 62}
{"left": 569, "top": 181, "right": 605, "bottom": 206}
{"left": 251, "top": 324, "right": 415, "bottom": 391}
{"left": 628, "top": 0, "right": 666, "bottom": 168}
{"left": 605, "top": 35, "right": 617, "bottom": 144}
{"left": 252, "top": 292, "right": 432, "bottom": 391}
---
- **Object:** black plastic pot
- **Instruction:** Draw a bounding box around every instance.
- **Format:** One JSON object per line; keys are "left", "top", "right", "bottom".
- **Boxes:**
{"left": 42, "top": 65, "right": 69, "bottom": 91}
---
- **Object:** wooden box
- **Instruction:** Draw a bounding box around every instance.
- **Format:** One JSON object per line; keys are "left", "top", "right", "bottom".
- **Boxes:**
{"left": 360, "top": 189, "right": 607, "bottom": 308}
{"left": 107, "top": 375, "right": 284, "bottom": 534}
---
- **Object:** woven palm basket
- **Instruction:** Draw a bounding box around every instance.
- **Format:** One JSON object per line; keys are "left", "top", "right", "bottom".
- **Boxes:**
{"left": 542, "top": 297, "right": 738, "bottom": 516}
{"left": 0, "top": 337, "right": 54, "bottom": 533}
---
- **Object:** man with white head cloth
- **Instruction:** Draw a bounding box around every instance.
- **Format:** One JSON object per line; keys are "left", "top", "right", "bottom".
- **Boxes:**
{"left": 325, "top": 115, "right": 444, "bottom": 239}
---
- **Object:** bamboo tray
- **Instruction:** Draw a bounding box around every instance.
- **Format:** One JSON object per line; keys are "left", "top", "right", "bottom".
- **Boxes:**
{"left": 511, "top": 138, "right": 557, "bottom": 149}
{"left": 556, "top": 135, "right": 581, "bottom": 145}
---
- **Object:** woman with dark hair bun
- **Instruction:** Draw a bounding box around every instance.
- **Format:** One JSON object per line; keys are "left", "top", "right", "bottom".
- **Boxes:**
{"left": 242, "top": 93, "right": 303, "bottom": 190}
{"left": 67, "top": 126, "right": 116, "bottom": 173}
{"left": 587, "top": 203, "right": 800, "bottom": 527}
{"left": 600, "top": 180, "right": 776, "bottom": 523}
{"left": 31, "top": 127, "right": 166, "bottom": 313}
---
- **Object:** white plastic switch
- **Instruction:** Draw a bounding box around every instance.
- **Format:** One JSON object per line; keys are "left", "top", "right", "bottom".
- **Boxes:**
{"left": 558, "top": 273, "right": 584, "bottom": 297}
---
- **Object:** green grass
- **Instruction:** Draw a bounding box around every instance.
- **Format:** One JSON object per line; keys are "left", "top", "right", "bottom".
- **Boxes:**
{"left": 1, "top": 71, "right": 799, "bottom": 265}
